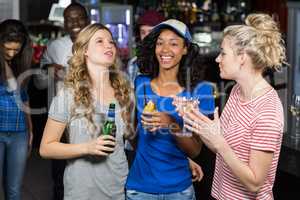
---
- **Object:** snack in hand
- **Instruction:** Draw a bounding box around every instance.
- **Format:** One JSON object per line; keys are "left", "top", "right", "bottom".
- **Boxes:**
{"left": 143, "top": 100, "right": 156, "bottom": 112}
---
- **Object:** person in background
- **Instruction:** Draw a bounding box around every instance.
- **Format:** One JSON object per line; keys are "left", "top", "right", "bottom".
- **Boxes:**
{"left": 39, "top": 23, "right": 133, "bottom": 200}
{"left": 36, "top": 2, "right": 90, "bottom": 103}
{"left": 127, "top": 10, "right": 165, "bottom": 83}
{"left": 0, "top": 19, "right": 33, "bottom": 200}
{"left": 125, "top": 19, "right": 215, "bottom": 200}
{"left": 180, "top": 13, "right": 287, "bottom": 199}
{"left": 35, "top": 2, "right": 90, "bottom": 200}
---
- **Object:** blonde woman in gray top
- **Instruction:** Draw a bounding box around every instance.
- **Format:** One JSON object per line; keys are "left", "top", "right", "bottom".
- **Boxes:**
{"left": 39, "top": 23, "right": 133, "bottom": 200}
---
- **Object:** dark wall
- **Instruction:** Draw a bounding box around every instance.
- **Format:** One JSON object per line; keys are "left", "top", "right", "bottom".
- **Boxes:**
{"left": 20, "top": 0, "right": 58, "bottom": 22}
{"left": 20, "top": 0, "right": 136, "bottom": 23}
{"left": 252, "top": 0, "right": 287, "bottom": 33}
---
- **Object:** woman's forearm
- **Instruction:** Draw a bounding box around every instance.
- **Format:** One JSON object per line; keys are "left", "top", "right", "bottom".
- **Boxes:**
{"left": 170, "top": 119, "right": 202, "bottom": 158}
{"left": 40, "top": 141, "right": 88, "bottom": 160}
{"left": 218, "top": 142, "right": 273, "bottom": 192}
{"left": 175, "top": 135, "right": 202, "bottom": 158}
{"left": 24, "top": 101, "right": 33, "bottom": 148}
{"left": 40, "top": 118, "right": 88, "bottom": 160}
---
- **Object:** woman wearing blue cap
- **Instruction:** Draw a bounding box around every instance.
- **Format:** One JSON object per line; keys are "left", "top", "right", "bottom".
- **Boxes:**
{"left": 125, "top": 19, "right": 215, "bottom": 200}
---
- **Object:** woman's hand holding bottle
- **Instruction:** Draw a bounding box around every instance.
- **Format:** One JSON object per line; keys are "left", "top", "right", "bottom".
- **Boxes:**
{"left": 84, "top": 135, "right": 116, "bottom": 156}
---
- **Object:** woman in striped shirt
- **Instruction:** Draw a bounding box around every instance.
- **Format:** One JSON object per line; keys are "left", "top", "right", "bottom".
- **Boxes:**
{"left": 177, "top": 13, "right": 287, "bottom": 200}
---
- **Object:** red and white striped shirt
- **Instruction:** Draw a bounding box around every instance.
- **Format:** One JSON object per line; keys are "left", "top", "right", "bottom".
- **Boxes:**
{"left": 211, "top": 84, "right": 283, "bottom": 200}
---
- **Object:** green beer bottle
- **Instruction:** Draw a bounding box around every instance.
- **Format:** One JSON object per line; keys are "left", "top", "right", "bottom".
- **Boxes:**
{"left": 102, "top": 103, "right": 116, "bottom": 137}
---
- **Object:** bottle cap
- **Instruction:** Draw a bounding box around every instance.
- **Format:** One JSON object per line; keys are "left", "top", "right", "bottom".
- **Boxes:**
{"left": 108, "top": 103, "right": 115, "bottom": 119}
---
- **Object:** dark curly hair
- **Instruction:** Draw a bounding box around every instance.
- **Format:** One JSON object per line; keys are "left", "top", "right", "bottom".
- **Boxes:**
{"left": 0, "top": 19, "right": 32, "bottom": 88}
{"left": 136, "top": 27, "right": 207, "bottom": 90}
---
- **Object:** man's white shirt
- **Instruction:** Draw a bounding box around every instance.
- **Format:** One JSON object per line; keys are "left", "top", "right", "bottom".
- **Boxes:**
{"left": 35, "top": 35, "right": 73, "bottom": 106}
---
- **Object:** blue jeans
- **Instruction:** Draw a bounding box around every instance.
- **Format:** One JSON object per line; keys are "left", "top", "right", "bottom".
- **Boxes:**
{"left": 126, "top": 185, "right": 196, "bottom": 200}
{"left": 0, "top": 131, "right": 28, "bottom": 200}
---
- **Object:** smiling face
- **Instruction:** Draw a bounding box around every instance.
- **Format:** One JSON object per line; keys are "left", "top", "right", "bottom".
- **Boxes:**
{"left": 64, "top": 6, "right": 89, "bottom": 42}
{"left": 2, "top": 41, "right": 22, "bottom": 61}
{"left": 155, "top": 29, "right": 187, "bottom": 71}
{"left": 85, "top": 29, "right": 116, "bottom": 67}
{"left": 215, "top": 36, "right": 241, "bottom": 80}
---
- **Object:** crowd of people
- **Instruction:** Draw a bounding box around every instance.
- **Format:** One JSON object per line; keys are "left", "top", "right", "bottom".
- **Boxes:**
{"left": 0, "top": 2, "right": 287, "bottom": 200}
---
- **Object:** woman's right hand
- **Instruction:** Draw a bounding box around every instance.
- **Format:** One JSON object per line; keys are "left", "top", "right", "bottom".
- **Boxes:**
{"left": 183, "top": 107, "right": 225, "bottom": 153}
{"left": 141, "top": 111, "right": 176, "bottom": 132}
{"left": 85, "top": 135, "right": 116, "bottom": 156}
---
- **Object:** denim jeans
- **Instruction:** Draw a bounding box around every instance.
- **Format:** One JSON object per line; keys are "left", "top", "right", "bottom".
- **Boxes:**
{"left": 0, "top": 131, "right": 28, "bottom": 200}
{"left": 126, "top": 185, "right": 196, "bottom": 200}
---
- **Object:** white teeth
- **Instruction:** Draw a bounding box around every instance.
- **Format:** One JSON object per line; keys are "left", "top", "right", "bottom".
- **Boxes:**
{"left": 105, "top": 51, "right": 113, "bottom": 56}
{"left": 73, "top": 28, "right": 80, "bottom": 32}
{"left": 160, "top": 56, "right": 172, "bottom": 62}
{"left": 161, "top": 56, "right": 172, "bottom": 59}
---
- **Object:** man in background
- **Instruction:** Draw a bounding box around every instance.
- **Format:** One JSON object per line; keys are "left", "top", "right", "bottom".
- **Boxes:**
{"left": 127, "top": 10, "right": 165, "bottom": 83}
{"left": 37, "top": 2, "right": 89, "bottom": 103}
{"left": 35, "top": 2, "right": 89, "bottom": 200}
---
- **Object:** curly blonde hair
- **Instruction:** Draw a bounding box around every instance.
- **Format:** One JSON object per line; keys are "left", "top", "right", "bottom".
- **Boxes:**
{"left": 64, "top": 23, "right": 134, "bottom": 137}
{"left": 223, "top": 13, "right": 287, "bottom": 71}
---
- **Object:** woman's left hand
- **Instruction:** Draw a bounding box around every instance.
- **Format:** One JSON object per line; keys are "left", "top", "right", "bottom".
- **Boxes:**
{"left": 183, "top": 107, "right": 225, "bottom": 153}
{"left": 188, "top": 158, "right": 204, "bottom": 182}
{"left": 141, "top": 111, "right": 175, "bottom": 132}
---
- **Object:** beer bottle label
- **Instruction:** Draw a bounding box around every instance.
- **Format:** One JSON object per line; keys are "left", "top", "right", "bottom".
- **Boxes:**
{"left": 102, "top": 122, "right": 116, "bottom": 137}
{"left": 102, "top": 103, "right": 116, "bottom": 137}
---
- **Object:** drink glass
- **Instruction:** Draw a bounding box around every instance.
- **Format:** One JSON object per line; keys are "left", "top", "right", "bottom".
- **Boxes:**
{"left": 173, "top": 97, "right": 199, "bottom": 137}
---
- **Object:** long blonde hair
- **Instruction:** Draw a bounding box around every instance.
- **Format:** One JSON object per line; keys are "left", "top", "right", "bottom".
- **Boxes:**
{"left": 64, "top": 23, "right": 134, "bottom": 137}
{"left": 223, "top": 13, "right": 287, "bottom": 72}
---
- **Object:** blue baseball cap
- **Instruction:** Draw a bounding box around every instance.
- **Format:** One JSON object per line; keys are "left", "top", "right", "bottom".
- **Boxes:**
{"left": 152, "top": 19, "right": 192, "bottom": 42}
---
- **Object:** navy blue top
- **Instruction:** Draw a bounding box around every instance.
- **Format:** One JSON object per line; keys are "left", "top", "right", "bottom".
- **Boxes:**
{"left": 0, "top": 81, "right": 28, "bottom": 132}
{"left": 126, "top": 75, "right": 215, "bottom": 193}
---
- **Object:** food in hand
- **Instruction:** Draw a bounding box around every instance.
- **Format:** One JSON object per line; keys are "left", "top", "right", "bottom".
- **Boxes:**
{"left": 143, "top": 100, "right": 156, "bottom": 130}
{"left": 143, "top": 100, "right": 156, "bottom": 112}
